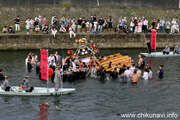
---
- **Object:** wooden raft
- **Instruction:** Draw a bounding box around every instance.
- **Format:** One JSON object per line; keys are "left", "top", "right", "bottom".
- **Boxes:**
{"left": 95, "top": 53, "right": 132, "bottom": 72}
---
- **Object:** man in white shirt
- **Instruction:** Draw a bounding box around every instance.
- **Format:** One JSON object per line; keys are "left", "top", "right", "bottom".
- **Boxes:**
{"left": 143, "top": 18, "right": 148, "bottom": 33}
{"left": 171, "top": 18, "right": 177, "bottom": 33}
{"left": 25, "top": 18, "right": 30, "bottom": 34}
{"left": 142, "top": 69, "right": 149, "bottom": 80}
{"left": 124, "top": 67, "right": 133, "bottom": 78}
{"left": 148, "top": 67, "right": 152, "bottom": 79}
{"left": 130, "top": 64, "right": 135, "bottom": 73}
{"left": 48, "top": 54, "right": 55, "bottom": 64}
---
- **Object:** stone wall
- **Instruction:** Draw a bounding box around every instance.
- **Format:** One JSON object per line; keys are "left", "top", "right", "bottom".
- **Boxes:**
{"left": 0, "top": 34, "right": 179, "bottom": 50}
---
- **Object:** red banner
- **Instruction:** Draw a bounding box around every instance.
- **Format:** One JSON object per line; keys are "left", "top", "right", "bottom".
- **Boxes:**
{"left": 151, "top": 30, "right": 156, "bottom": 49}
{"left": 40, "top": 50, "right": 48, "bottom": 80}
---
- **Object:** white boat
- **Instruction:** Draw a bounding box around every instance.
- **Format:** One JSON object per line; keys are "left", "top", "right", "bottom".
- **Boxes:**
{"left": 140, "top": 52, "right": 180, "bottom": 58}
{"left": 0, "top": 86, "right": 75, "bottom": 96}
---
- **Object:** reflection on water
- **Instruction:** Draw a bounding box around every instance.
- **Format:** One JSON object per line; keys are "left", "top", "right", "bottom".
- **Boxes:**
{"left": 0, "top": 49, "right": 180, "bottom": 120}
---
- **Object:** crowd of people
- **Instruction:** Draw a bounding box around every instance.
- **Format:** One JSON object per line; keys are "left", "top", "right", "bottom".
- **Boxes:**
{"left": 0, "top": 49, "right": 165, "bottom": 92}
{"left": 1, "top": 15, "right": 180, "bottom": 36}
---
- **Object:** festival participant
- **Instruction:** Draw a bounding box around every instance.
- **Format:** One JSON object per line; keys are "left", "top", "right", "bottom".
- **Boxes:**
{"left": 119, "top": 64, "right": 126, "bottom": 75}
{"left": 146, "top": 40, "right": 151, "bottom": 54}
{"left": 27, "top": 59, "right": 32, "bottom": 71}
{"left": 136, "top": 67, "right": 142, "bottom": 77}
{"left": 162, "top": 45, "right": 170, "bottom": 55}
{"left": 48, "top": 65, "right": 54, "bottom": 82}
{"left": 148, "top": 67, "right": 152, "bottom": 79}
{"left": 130, "top": 64, "right": 135, "bottom": 73}
{"left": 1, "top": 76, "right": 11, "bottom": 91}
{"left": 138, "top": 55, "right": 145, "bottom": 69}
{"left": 173, "top": 45, "right": 180, "bottom": 54}
{"left": 98, "top": 69, "right": 109, "bottom": 81}
{"left": 36, "top": 62, "right": 41, "bottom": 73}
{"left": 145, "top": 64, "right": 150, "bottom": 72}
{"left": 157, "top": 65, "right": 163, "bottom": 79}
{"left": 0, "top": 69, "right": 5, "bottom": 80}
{"left": 86, "top": 65, "right": 97, "bottom": 78}
{"left": 132, "top": 71, "right": 138, "bottom": 85}
{"left": 48, "top": 54, "right": 55, "bottom": 64}
{"left": 22, "top": 75, "right": 34, "bottom": 92}
{"left": 120, "top": 72, "right": 128, "bottom": 83}
{"left": 124, "top": 67, "right": 133, "bottom": 78}
{"left": 109, "top": 68, "right": 118, "bottom": 79}
{"left": 142, "top": 69, "right": 149, "bottom": 80}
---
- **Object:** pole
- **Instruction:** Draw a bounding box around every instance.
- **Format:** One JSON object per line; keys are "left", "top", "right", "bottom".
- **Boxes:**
{"left": 47, "top": 49, "right": 49, "bottom": 93}
{"left": 61, "top": 57, "right": 64, "bottom": 96}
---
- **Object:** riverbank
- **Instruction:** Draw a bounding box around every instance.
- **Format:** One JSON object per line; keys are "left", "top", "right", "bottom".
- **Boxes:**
{"left": 0, "top": 33, "right": 179, "bottom": 50}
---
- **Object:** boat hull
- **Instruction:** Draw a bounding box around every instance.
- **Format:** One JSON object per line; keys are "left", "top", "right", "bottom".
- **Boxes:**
{"left": 0, "top": 87, "right": 75, "bottom": 96}
{"left": 140, "top": 52, "right": 180, "bottom": 58}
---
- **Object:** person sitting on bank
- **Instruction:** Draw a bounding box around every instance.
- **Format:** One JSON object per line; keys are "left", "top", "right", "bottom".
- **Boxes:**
{"left": 35, "top": 25, "right": 40, "bottom": 34}
{"left": 1, "top": 76, "right": 11, "bottom": 91}
{"left": 42, "top": 25, "right": 49, "bottom": 34}
{"left": 173, "top": 45, "right": 180, "bottom": 54}
{"left": 2, "top": 26, "right": 7, "bottom": 33}
{"left": 22, "top": 75, "right": 34, "bottom": 92}
{"left": 59, "top": 26, "right": 66, "bottom": 33}
{"left": 8, "top": 25, "right": 15, "bottom": 33}
{"left": 162, "top": 45, "right": 170, "bottom": 55}
{"left": 51, "top": 27, "right": 57, "bottom": 37}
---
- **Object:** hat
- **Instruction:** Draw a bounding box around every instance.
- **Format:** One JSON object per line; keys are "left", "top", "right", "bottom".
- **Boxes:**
{"left": 25, "top": 75, "right": 29, "bottom": 78}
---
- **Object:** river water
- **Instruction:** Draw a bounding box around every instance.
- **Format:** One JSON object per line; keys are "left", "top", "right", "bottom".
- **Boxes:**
{"left": 0, "top": 49, "right": 179, "bottom": 120}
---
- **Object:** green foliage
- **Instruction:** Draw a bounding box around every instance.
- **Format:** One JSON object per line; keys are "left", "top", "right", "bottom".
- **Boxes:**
{"left": 64, "top": 2, "right": 70, "bottom": 8}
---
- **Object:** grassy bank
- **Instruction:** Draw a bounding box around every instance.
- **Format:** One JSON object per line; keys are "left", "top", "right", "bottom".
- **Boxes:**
{"left": 0, "top": 7, "right": 180, "bottom": 32}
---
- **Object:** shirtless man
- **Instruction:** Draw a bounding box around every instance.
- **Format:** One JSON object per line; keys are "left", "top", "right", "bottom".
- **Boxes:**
{"left": 132, "top": 70, "right": 138, "bottom": 85}
{"left": 138, "top": 55, "right": 144, "bottom": 69}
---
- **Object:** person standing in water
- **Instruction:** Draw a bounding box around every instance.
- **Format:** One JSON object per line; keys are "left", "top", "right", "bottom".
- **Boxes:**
{"left": 132, "top": 71, "right": 138, "bottom": 85}
{"left": 54, "top": 67, "right": 63, "bottom": 93}
{"left": 157, "top": 65, "right": 163, "bottom": 79}
{"left": 1, "top": 76, "right": 11, "bottom": 91}
{"left": 146, "top": 40, "right": 151, "bottom": 54}
{"left": 138, "top": 55, "right": 145, "bottom": 69}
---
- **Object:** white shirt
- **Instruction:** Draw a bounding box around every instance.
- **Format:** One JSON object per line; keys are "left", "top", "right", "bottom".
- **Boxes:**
{"left": 25, "top": 20, "right": 30, "bottom": 29}
{"left": 143, "top": 20, "right": 148, "bottom": 26}
{"left": 124, "top": 70, "right": 133, "bottom": 77}
{"left": 149, "top": 71, "right": 152, "bottom": 79}
{"left": 72, "top": 62, "right": 76, "bottom": 71}
{"left": 93, "top": 22, "right": 98, "bottom": 27}
{"left": 143, "top": 72, "right": 149, "bottom": 80}
{"left": 48, "top": 56, "right": 55, "bottom": 63}
{"left": 130, "top": 66, "right": 135, "bottom": 73}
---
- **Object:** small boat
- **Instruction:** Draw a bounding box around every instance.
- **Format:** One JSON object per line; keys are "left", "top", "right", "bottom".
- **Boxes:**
{"left": 0, "top": 86, "right": 75, "bottom": 96}
{"left": 140, "top": 52, "right": 180, "bottom": 58}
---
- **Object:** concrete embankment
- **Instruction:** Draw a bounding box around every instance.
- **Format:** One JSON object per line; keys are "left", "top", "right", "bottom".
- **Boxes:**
{"left": 0, "top": 33, "right": 179, "bottom": 50}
